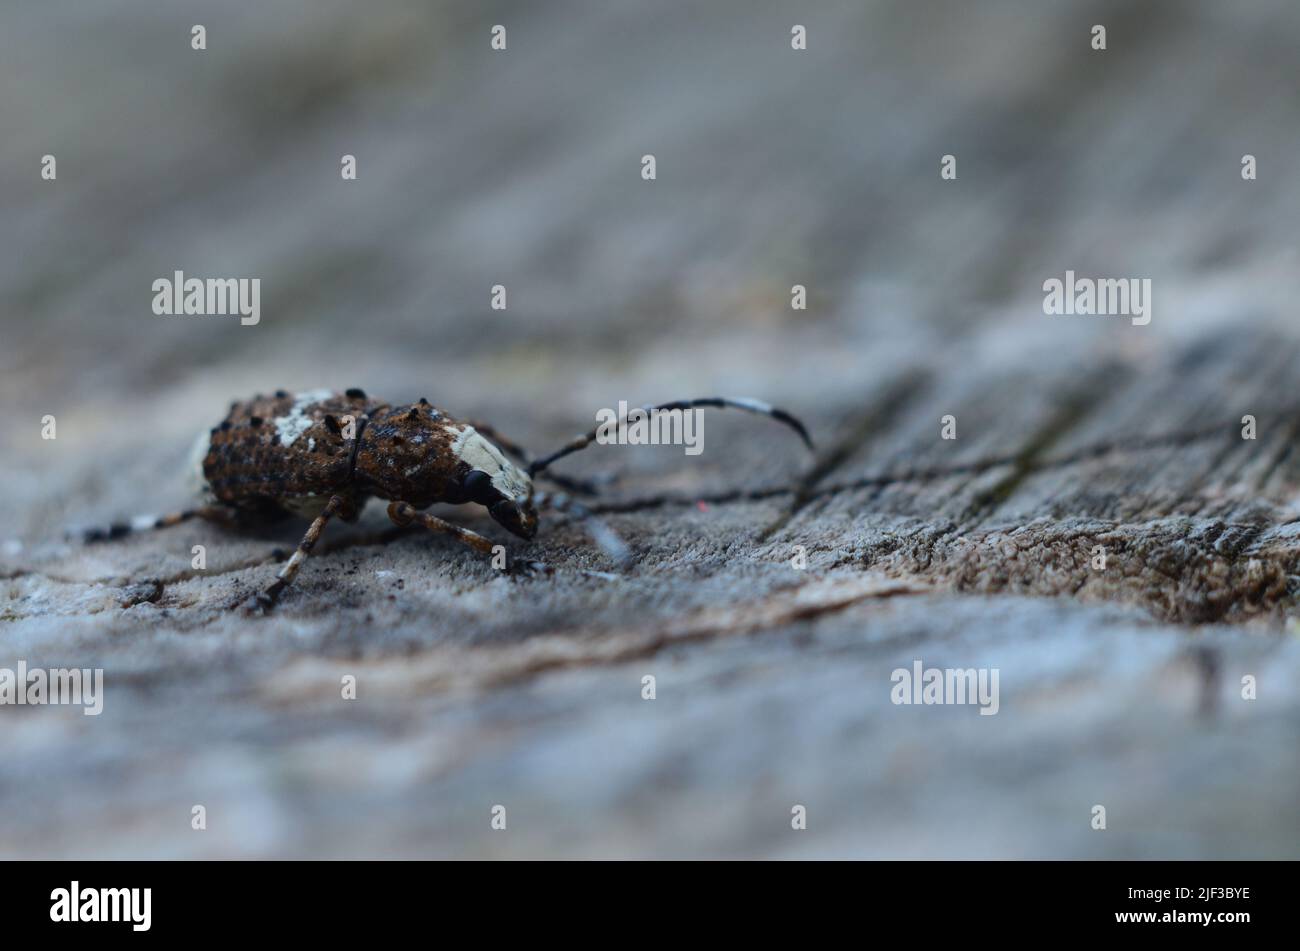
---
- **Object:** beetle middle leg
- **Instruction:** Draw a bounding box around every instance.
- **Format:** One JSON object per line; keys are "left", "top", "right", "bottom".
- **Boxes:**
{"left": 242, "top": 494, "right": 346, "bottom": 613}
{"left": 534, "top": 491, "right": 632, "bottom": 567}
{"left": 386, "top": 501, "right": 545, "bottom": 574}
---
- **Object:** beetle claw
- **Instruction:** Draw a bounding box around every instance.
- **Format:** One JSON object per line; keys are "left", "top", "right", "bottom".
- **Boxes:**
{"left": 237, "top": 590, "right": 277, "bottom": 615}
{"left": 506, "top": 556, "right": 550, "bottom": 577}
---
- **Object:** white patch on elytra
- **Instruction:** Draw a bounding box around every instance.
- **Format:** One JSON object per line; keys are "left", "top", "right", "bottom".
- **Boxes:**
{"left": 274, "top": 389, "right": 333, "bottom": 447}
{"left": 447, "top": 425, "right": 531, "bottom": 500}
{"left": 185, "top": 428, "right": 213, "bottom": 500}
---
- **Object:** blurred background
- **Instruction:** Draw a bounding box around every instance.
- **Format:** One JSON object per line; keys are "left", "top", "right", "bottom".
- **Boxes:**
{"left": 1, "top": 1, "right": 1298, "bottom": 858}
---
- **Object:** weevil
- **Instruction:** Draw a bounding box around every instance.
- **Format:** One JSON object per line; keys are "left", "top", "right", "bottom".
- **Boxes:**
{"left": 81, "top": 389, "right": 812, "bottom": 612}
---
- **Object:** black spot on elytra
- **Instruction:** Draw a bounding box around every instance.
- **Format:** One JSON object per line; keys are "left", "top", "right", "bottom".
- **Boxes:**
{"left": 346, "top": 387, "right": 366, "bottom": 399}
{"left": 250, "top": 416, "right": 264, "bottom": 427}
{"left": 324, "top": 415, "right": 342, "bottom": 435}
{"left": 418, "top": 397, "right": 429, "bottom": 405}
{"left": 220, "top": 420, "right": 232, "bottom": 431}
{"left": 406, "top": 407, "right": 419, "bottom": 419}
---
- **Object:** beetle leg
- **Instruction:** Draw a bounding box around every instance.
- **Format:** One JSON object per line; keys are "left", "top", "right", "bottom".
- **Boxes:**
{"left": 76, "top": 505, "right": 235, "bottom": 544}
{"left": 534, "top": 491, "right": 633, "bottom": 568}
{"left": 242, "top": 495, "right": 345, "bottom": 613}
{"left": 386, "top": 501, "right": 546, "bottom": 574}
{"left": 539, "top": 470, "right": 611, "bottom": 496}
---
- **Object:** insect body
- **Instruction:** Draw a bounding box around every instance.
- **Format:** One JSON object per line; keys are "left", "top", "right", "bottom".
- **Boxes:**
{"left": 201, "top": 388, "right": 537, "bottom": 537}
{"left": 85, "top": 389, "right": 812, "bottom": 612}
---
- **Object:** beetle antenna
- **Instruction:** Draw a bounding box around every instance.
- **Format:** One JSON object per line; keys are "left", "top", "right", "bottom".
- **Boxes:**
{"left": 464, "top": 419, "right": 606, "bottom": 495}
{"left": 527, "top": 397, "right": 813, "bottom": 476}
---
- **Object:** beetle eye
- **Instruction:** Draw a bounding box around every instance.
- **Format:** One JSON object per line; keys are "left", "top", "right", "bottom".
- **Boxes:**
{"left": 462, "top": 469, "right": 498, "bottom": 504}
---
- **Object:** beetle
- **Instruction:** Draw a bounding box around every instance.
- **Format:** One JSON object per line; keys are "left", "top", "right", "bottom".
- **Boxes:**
{"left": 81, "top": 389, "right": 812, "bottom": 612}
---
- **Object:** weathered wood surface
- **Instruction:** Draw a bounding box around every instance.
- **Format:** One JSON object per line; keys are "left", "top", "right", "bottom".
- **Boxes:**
{"left": 2, "top": 0, "right": 1299, "bottom": 858}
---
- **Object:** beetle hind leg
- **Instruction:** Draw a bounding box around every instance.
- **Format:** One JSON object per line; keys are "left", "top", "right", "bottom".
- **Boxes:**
{"left": 241, "top": 495, "right": 346, "bottom": 614}
{"left": 75, "top": 505, "right": 235, "bottom": 544}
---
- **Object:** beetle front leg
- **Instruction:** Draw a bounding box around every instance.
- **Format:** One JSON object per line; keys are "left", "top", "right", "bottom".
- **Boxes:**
{"left": 242, "top": 495, "right": 345, "bottom": 613}
{"left": 386, "top": 501, "right": 546, "bottom": 574}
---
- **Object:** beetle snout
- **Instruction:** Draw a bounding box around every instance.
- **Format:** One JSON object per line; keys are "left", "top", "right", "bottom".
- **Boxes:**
{"left": 489, "top": 498, "right": 538, "bottom": 540}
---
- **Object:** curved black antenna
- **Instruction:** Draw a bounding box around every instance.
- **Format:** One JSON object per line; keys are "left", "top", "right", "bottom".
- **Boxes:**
{"left": 528, "top": 397, "right": 813, "bottom": 476}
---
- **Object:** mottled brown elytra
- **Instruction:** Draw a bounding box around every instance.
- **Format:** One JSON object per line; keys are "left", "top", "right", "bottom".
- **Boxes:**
{"left": 80, "top": 389, "right": 812, "bottom": 612}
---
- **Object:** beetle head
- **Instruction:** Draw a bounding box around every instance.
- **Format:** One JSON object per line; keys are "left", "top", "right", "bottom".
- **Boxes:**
{"left": 453, "top": 428, "right": 538, "bottom": 540}
{"left": 488, "top": 493, "right": 538, "bottom": 540}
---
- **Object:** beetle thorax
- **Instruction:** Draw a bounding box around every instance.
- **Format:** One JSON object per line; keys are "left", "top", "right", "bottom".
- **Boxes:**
{"left": 448, "top": 425, "right": 532, "bottom": 500}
